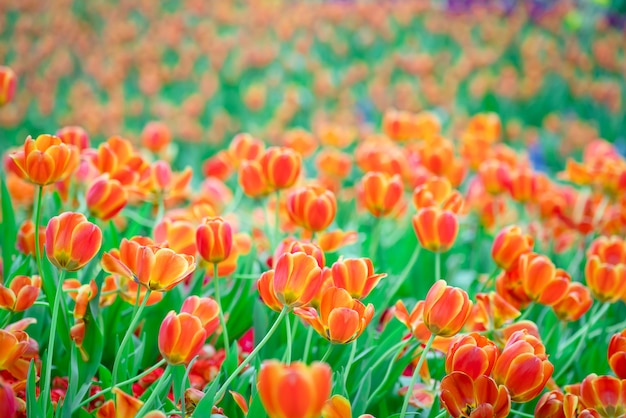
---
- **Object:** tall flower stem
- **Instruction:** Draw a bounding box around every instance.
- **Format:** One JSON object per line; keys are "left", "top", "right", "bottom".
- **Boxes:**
{"left": 213, "top": 263, "right": 230, "bottom": 354}
{"left": 302, "top": 326, "right": 314, "bottom": 363}
{"left": 41, "top": 269, "right": 65, "bottom": 418}
{"left": 213, "top": 307, "right": 288, "bottom": 404}
{"left": 112, "top": 289, "right": 152, "bottom": 386}
{"left": 435, "top": 252, "right": 441, "bottom": 281}
{"left": 284, "top": 314, "right": 293, "bottom": 364}
{"left": 400, "top": 334, "right": 436, "bottom": 418}
{"left": 274, "top": 190, "right": 281, "bottom": 250}
{"left": 343, "top": 340, "right": 357, "bottom": 393}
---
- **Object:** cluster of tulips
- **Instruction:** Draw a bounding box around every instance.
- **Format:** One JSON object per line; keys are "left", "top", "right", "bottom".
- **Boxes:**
{"left": 1, "top": 85, "right": 626, "bottom": 418}
{"left": 1, "top": 1, "right": 624, "bottom": 150}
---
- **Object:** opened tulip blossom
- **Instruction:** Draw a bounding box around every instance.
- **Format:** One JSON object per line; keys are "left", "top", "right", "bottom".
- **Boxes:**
{"left": 331, "top": 257, "right": 386, "bottom": 299}
{"left": 608, "top": 330, "right": 626, "bottom": 379}
{"left": 0, "top": 275, "right": 41, "bottom": 313}
{"left": 294, "top": 287, "right": 374, "bottom": 344}
{"left": 101, "top": 238, "right": 196, "bottom": 292}
{"left": 272, "top": 252, "right": 323, "bottom": 308}
{"left": 445, "top": 333, "right": 499, "bottom": 379}
{"left": 10, "top": 134, "right": 80, "bottom": 186}
{"left": 579, "top": 374, "right": 626, "bottom": 418}
{"left": 440, "top": 372, "right": 511, "bottom": 418}
{"left": 257, "top": 360, "right": 331, "bottom": 418}
{"left": 518, "top": 252, "right": 570, "bottom": 306}
{"left": 286, "top": 186, "right": 337, "bottom": 232}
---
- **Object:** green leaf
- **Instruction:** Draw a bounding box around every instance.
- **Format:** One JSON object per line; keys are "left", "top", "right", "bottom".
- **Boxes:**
{"left": 26, "top": 359, "right": 42, "bottom": 417}
{"left": 0, "top": 174, "right": 17, "bottom": 275}
{"left": 195, "top": 377, "right": 221, "bottom": 418}
{"left": 351, "top": 369, "right": 372, "bottom": 417}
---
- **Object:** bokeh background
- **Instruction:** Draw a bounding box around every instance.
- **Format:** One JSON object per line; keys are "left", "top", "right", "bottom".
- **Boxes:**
{"left": 1, "top": 0, "right": 625, "bottom": 172}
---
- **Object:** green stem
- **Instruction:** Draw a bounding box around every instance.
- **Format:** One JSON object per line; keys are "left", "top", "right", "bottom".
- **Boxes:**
{"left": 212, "top": 264, "right": 230, "bottom": 353}
{"left": 518, "top": 302, "right": 535, "bottom": 321}
{"left": 509, "top": 410, "right": 535, "bottom": 418}
{"left": 75, "top": 359, "right": 167, "bottom": 410}
{"left": 112, "top": 289, "right": 152, "bottom": 386}
{"left": 155, "top": 194, "right": 165, "bottom": 229}
{"left": 562, "top": 302, "right": 610, "bottom": 347}
{"left": 400, "top": 334, "right": 435, "bottom": 418}
{"left": 343, "top": 340, "right": 358, "bottom": 393}
{"left": 366, "top": 339, "right": 413, "bottom": 408}
{"left": 136, "top": 365, "right": 172, "bottom": 416}
{"left": 378, "top": 246, "right": 421, "bottom": 322}
{"left": 369, "top": 217, "right": 382, "bottom": 264}
{"left": 213, "top": 307, "right": 288, "bottom": 404}
{"left": 302, "top": 326, "right": 314, "bottom": 363}
{"left": 320, "top": 343, "right": 334, "bottom": 363}
{"left": 180, "top": 357, "right": 199, "bottom": 418}
{"left": 434, "top": 410, "right": 448, "bottom": 418}
{"left": 41, "top": 269, "right": 66, "bottom": 417}
{"left": 435, "top": 252, "right": 441, "bottom": 281}
{"left": 109, "top": 219, "right": 120, "bottom": 247}
{"left": 554, "top": 302, "right": 603, "bottom": 383}
{"left": 33, "top": 186, "right": 44, "bottom": 281}
{"left": 274, "top": 190, "right": 281, "bottom": 250}
{"left": 284, "top": 314, "right": 293, "bottom": 364}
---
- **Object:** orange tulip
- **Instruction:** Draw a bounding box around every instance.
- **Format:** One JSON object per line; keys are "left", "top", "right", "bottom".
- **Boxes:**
{"left": 283, "top": 128, "right": 317, "bottom": 157}
{"left": 331, "top": 258, "right": 386, "bottom": 299}
{"left": 181, "top": 296, "right": 220, "bottom": 337}
{"left": 519, "top": 253, "right": 570, "bottom": 306}
{"left": 608, "top": 330, "right": 626, "bottom": 379}
{"left": 316, "top": 230, "right": 358, "bottom": 253}
{"left": 273, "top": 239, "right": 325, "bottom": 268}
{"left": 360, "top": 171, "right": 404, "bottom": 217}
{"left": 495, "top": 269, "right": 532, "bottom": 310}
{"left": 196, "top": 217, "right": 233, "bottom": 264}
{"left": 412, "top": 176, "right": 464, "bottom": 213}
{"left": 154, "top": 218, "right": 197, "bottom": 256}
{"left": 316, "top": 149, "right": 352, "bottom": 180}
{"left": 579, "top": 374, "right": 626, "bottom": 418}
{"left": 508, "top": 168, "right": 549, "bottom": 203}
{"left": 294, "top": 287, "right": 374, "bottom": 344}
{"left": 0, "top": 329, "right": 29, "bottom": 379}
{"left": 62, "top": 279, "right": 98, "bottom": 320}
{"left": 141, "top": 121, "right": 172, "bottom": 153}
{"left": 321, "top": 395, "right": 351, "bottom": 418}
{"left": 465, "top": 292, "right": 520, "bottom": 333}
{"left": 492, "top": 330, "right": 554, "bottom": 402}
{"left": 286, "top": 186, "right": 337, "bottom": 232}
{"left": 467, "top": 113, "right": 501, "bottom": 142}
{"left": 445, "top": 333, "right": 499, "bottom": 379}
{"left": 417, "top": 136, "right": 455, "bottom": 177}
{"left": 491, "top": 225, "right": 534, "bottom": 271}
{"left": 238, "top": 159, "right": 271, "bottom": 198}
{"left": 101, "top": 238, "right": 196, "bottom": 292}
{"left": 0, "top": 275, "right": 41, "bottom": 313}
{"left": 0, "top": 65, "right": 16, "bottom": 107}
{"left": 258, "top": 270, "right": 284, "bottom": 312}
{"left": 534, "top": 390, "right": 581, "bottom": 418}
{"left": 394, "top": 300, "right": 455, "bottom": 353}
{"left": 56, "top": 125, "right": 89, "bottom": 151}
{"left": 260, "top": 146, "right": 302, "bottom": 191}
{"left": 16, "top": 219, "right": 44, "bottom": 257}
{"left": 552, "top": 282, "right": 593, "bottom": 322}
{"left": 271, "top": 252, "right": 323, "bottom": 308}
{"left": 158, "top": 311, "right": 207, "bottom": 365}
{"left": 86, "top": 175, "right": 128, "bottom": 221}
{"left": 228, "top": 133, "right": 265, "bottom": 167}
{"left": 45, "top": 212, "right": 102, "bottom": 272}
{"left": 257, "top": 360, "right": 331, "bottom": 418}
{"left": 440, "top": 372, "right": 511, "bottom": 418}
{"left": 478, "top": 159, "right": 511, "bottom": 195}
{"left": 585, "top": 236, "right": 626, "bottom": 303}
{"left": 202, "top": 150, "right": 233, "bottom": 181}
{"left": 423, "top": 280, "right": 472, "bottom": 337}
{"left": 412, "top": 207, "right": 459, "bottom": 253}
{"left": 10, "top": 134, "right": 80, "bottom": 186}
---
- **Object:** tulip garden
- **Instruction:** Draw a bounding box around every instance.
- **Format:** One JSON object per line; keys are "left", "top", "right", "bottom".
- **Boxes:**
{"left": 1, "top": 1, "right": 626, "bottom": 417}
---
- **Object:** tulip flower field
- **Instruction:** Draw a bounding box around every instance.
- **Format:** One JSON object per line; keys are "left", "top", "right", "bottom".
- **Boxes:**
{"left": 2, "top": 1, "right": 626, "bottom": 417}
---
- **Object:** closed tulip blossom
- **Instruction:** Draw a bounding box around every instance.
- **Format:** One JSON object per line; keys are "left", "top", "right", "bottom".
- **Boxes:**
{"left": 46, "top": 212, "right": 102, "bottom": 272}
{"left": 551, "top": 282, "right": 593, "bottom": 322}
{"left": 412, "top": 176, "right": 464, "bottom": 213}
{"left": 534, "top": 391, "right": 584, "bottom": 418}
{"left": 286, "top": 186, "right": 337, "bottom": 232}
{"left": 158, "top": 311, "right": 207, "bottom": 365}
{"left": 0, "top": 65, "right": 17, "bottom": 106}
{"left": 445, "top": 333, "right": 499, "bottom": 379}
{"left": 492, "top": 330, "right": 554, "bottom": 402}
{"left": 331, "top": 257, "right": 386, "bottom": 299}
{"left": 360, "top": 171, "right": 404, "bottom": 217}
{"left": 86, "top": 175, "right": 128, "bottom": 221}
{"left": 608, "top": 330, "right": 626, "bottom": 379}
{"left": 423, "top": 280, "right": 472, "bottom": 337}
{"left": 56, "top": 125, "right": 89, "bottom": 151}
{"left": 228, "top": 132, "right": 265, "bottom": 167}
{"left": 260, "top": 146, "right": 302, "bottom": 191}
{"left": 181, "top": 296, "right": 220, "bottom": 337}
{"left": 272, "top": 252, "right": 323, "bottom": 308}
{"left": 0, "top": 275, "right": 41, "bottom": 313}
{"left": 196, "top": 217, "right": 233, "bottom": 264}
{"left": 585, "top": 236, "right": 626, "bottom": 303}
{"left": 412, "top": 207, "right": 459, "bottom": 253}
{"left": 16, "top": 219, "right": 45, "bottom": 257}
{"left": 10, "top": 134, "right": 80, "bottom": 186}
{"left": 491, "top": 225, "right": 534, "bottom": 271}
{"left": 440, "top": 372, "right": 511, "bottom": 418}
{"left": 238, "top": 159, "right": 271, "bottom": 198}
{"left": 294, "top": 287, "right": 374, "bottom": 344}
{"left": 257, "top": 360, "right": 331, "bottom": 418}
